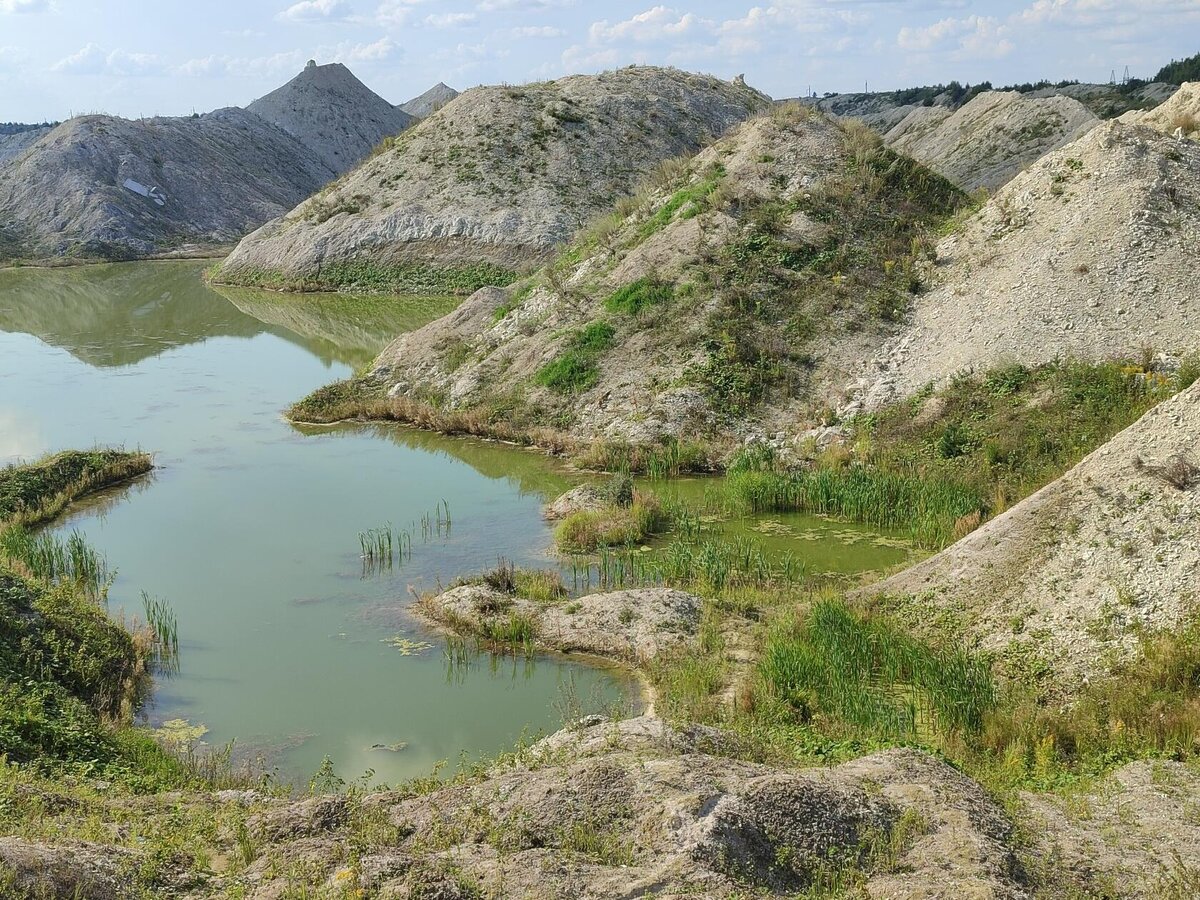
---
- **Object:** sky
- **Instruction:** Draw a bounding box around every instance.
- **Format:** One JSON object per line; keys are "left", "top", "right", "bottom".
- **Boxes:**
{"left": 0, "top": 0, "right": 1198, "bottom": 122}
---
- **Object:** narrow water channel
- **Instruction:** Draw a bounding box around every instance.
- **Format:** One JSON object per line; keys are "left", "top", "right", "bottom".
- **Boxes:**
{"left": 0, "top": 260, "right": 911, "bottom": 786}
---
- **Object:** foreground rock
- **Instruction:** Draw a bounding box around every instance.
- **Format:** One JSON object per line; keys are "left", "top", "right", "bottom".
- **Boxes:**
{"left": 214, "top": 67, "right": 771, "bottom": 291}
{"left": 854, "top": 110, "right": 1200, "bottom": 409}
{"left": 885, "top": 90, "right": 1098, "bottom": 191}
{"left": 864, "top": 380, "right": 1200, "bottom": 688}
{"left": 247, "top": 61, "right": 413, "bottom": 174}
{"left": 420, "top": 584, "right": 700, "bottom": 663}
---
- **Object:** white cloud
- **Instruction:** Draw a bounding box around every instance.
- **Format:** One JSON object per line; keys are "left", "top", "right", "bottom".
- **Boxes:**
{"left": 423, "top": 11, "right": 477, "bottom": 27}
{"left": 0, "top": 0, "right": 47, "bottom": 12}
{"left": 340, "top": 36, "right": 398, "bottom": 60}
{"left": 511, "top": 25, "right": 566, "bottom": 38}
{"left": 898, "top": 14, "right": 1013, "bottom": 59}
{"left": 376, "top": 0, "right": 430, "bottom": 26}
{"left": 476, "top": 0, "right": 576, "bottom": 10}
{"left": 589, "top": 6, "right": 701, "bottom": 43}
{"left": 52, "top": 43, "right": 165, "bottom": 76}
{"left": 278, "top": 0, "right": 354, "bottom": 23}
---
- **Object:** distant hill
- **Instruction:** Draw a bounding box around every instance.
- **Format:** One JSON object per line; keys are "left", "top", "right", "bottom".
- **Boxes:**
{"left": 214, "top": 67, "right": 772, "bottom": 294}
{"left": 247, "top": 61, "right": 413, "bottom": 173}
{"left": 0, "top": 62, "right": 411, "bottom": 263}
{"left": 0, "top": 107, "right": 334, "bottom": 261}
{"left": 885, "top": 91, "right": 1098, "bottom": 191}
{"left": 399, "top": 83, "right": 460, "bottom": 119}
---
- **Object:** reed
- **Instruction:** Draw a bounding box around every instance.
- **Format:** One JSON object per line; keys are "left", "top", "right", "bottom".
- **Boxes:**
{"left": 0, "top": 525, "right": 112, "bottom": 601}
{"left": 726, "top": 466, "right": 984, "bottom": 550}
{"left": 358, "top": 522, "right": 413, "bottom": 575}
{"left": 757, "top": 599, "right": 995, "bottom": 739}
{"left": 141, "top": 591, "right": 180, "bottom": 675}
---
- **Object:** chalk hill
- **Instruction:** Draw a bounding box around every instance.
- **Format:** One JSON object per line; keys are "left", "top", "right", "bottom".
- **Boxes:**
{"left": 213, "top": 67, "right": 772, "bottom": 293}
{"left": 352, "top": 106, "right": 961, "bottom": 447}
{"left": 399, "top": 82, "right": 459, "bottom": 119}
{"left": 247, "top": 61, "right": 413, "bottom": 173}
{"left": 884, "top": 90, "right": 1098, "bottom": 191}
{"left": 851, "top": 110, "right": 1200, "bottom": 411}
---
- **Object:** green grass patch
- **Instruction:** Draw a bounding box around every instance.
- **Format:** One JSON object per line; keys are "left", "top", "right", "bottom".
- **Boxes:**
{"left": 634, "top": 164, "right": 725, "bottom": 242}
{"left": 604, "top": 278, "right": 673, "bottom": 316}
{"left": 863, "top": 359, "right": 1181, "bottom": 513}
{"left": 728, "top": 464, "right": 983, "bottom": 551}
{"left": 534, "top": 321, "right": 616, "bottom": 394}
{"left": 288, "top": 378, "right": 388, "bottom": 423}
{"left": 554, "top": 492, "right": 668, "bottom": 554}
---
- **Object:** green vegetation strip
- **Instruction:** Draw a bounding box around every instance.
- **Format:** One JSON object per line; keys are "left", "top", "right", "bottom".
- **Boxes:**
{"left": 214, "top": 259, "right": 518, "bottom": 296}
{"left": 0, "top": 449, "right": 152, "bottom": 529}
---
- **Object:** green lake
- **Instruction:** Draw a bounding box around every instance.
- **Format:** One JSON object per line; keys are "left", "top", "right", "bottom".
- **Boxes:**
{"left": 0, "top": 260, "right": 912, "bottom": 785}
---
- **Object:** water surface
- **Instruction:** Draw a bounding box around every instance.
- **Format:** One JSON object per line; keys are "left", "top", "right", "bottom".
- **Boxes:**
{"left": 0, "top": 261, "right": 912, "bottom": 785}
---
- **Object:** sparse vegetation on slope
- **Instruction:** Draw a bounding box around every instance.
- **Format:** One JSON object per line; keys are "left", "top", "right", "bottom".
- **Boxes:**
{"left": 347, "top": 104, "right": 965, "bottom": 454}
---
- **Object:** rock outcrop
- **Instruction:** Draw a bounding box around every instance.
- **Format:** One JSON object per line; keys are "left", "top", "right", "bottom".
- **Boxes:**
{"left": 399, "top": 82, "right": 460, "bottom": 119}
{"left": 420, "top": 584, "right": 702, "bottom": 663}
{"left": 1123, "top": 80, "right": 1200, "bottom": 136}
{"left": 247, "top": 61, "right": 413, "bottom": 174}
{"left": 214, "top": 67, "right": 771, "bottom": 290}
{"left": 885, "top": 90, "right": 1098, "bottom": 191}
{"left": 853, "top": 117, "right": 1200, "bottom": 409}
{"left": 864, "top": 380, "right": 1200, "bottom": 687}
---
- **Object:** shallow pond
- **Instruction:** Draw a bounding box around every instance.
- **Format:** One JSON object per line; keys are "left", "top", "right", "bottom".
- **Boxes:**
{"left": 0, "top": 261, "right": 912, "bottom": 785}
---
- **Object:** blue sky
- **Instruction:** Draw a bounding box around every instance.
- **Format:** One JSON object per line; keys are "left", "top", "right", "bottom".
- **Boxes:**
{"left": 1, "top": 0, "right": 1197, "bottom": 122}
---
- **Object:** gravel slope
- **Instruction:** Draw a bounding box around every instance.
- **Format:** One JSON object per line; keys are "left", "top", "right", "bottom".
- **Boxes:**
{"left": 849, "top": 115, "right": 1200, "bottom": 412}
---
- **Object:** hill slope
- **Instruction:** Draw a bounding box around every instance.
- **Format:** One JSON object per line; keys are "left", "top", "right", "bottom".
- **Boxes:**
{"left": 851, "top": 114, "right": 1200, "bottom": 411}
{"left": 0, "top": 108, "right": 334, "bottom": 261}
{"left": 885, "top": 90, "right": 1098, "bottom": 191}
{"left": 399, "top": 81, "right": 459, "bottom": 119}
{"left": 213, "top": 67, "right": 772, "bottom": 294}
{"left": 247, "top": 61, "right": 413, "bottom": 173}
{"left": 308, "top": 106, "right": 962, "bottom": 450}
{"left": 865, "top": 379, "right": 1200, "bottom": 689}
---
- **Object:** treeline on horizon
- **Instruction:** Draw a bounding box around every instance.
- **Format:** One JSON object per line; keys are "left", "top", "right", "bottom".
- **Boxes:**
{"left": 0, "top": 121, "right": 60, "bottom": 135}
{"left": 826, "top": 50, "right": 1199, "bottom": 104}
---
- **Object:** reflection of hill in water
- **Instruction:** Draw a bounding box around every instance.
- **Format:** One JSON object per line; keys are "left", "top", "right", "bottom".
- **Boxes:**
{"left": 0, "top": 261, "right": 450, "bottom": 369}
{"left": 213, "top": 286, "right": 458, "bottom": 370}
{"left": 295, "top": 421, "right": 580, "bottom": 501}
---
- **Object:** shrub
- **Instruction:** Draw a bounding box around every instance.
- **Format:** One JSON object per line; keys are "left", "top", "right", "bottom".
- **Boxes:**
{"left": 534, "top": 352, "right": 600, "bottom": 393}
{"left": 534, "top": 322, "right": 616, "bottom": 394}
